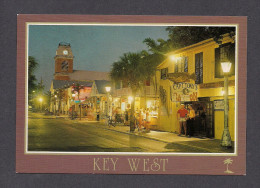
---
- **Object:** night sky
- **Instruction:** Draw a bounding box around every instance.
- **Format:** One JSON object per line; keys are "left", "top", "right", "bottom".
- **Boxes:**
{"left": 28, "top": 25, "right": 169, "bottom": 91}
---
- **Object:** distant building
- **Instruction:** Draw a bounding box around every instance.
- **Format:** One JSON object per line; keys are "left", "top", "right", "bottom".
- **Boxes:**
{"left": 50, "top": 42, "right": 109, "bottom": 116}
{"left": 89, "top": 80, "right": 111, "bottom": 118}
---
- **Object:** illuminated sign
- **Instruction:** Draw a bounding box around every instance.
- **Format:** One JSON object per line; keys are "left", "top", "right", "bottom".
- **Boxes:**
{"left": 170, "top": 82, "right": 198, "bottom": 102}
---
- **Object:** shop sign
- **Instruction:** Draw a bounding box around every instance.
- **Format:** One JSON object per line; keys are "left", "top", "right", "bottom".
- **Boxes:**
{"left": 214, "top": 100, "right": 224, "bottom": 110}
{"left": 170, "top": 82, "right": 198, "bottom": 102}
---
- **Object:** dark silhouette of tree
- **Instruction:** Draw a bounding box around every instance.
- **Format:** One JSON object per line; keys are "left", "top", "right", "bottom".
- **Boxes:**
{"left": 28, "top": 56, "right": 38, "bottom": 94}
{"left": 165, "top": 26, "right": 235, "bottom": 50}
{"left": 143, "top": 26, "right": 235, "bottom": 56}
{"left": 36, "top": 77, "right": 45, "bottom": 95}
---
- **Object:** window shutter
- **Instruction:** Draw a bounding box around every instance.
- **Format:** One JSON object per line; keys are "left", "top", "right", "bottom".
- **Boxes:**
{"left": 215, "top": 47, "right": 222, "bottom": 78}
{"left": 175, "top": 60, "right": 178, "bottom": 73}
{"left": 184, "top": 57, "right": 188, "bottom": 72}
{"left": 195, "top": 53, "right": 200, "bottom": 84}
{"left": 199, "top": 53, "right": 203, "bottom": 83}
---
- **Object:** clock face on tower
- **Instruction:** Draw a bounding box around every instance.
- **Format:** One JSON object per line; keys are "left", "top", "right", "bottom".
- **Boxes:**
{"left": 63, "top": 50, "right": 68, "bottom": 55}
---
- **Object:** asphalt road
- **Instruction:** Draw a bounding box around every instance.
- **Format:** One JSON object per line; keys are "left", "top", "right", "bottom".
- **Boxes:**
{"left": 28, "top": 113, "right": 233, "bottom": 153}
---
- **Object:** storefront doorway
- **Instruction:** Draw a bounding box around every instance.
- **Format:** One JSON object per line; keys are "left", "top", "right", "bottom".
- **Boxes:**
{"left": 184, "top": 97, "right": 214, "bottom": 138}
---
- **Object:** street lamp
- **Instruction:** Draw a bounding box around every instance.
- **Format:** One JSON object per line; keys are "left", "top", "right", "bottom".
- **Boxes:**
{"left": 105, "top": 86, "right": 111, "bottom": 117}
{"left": 221, "top": 61, "right": 232, "bottom": 148}
{"left": 169, "top": 55, "right": 176, "bottom": 61}
{"left": 169, "top": 55, "right": 182, "bottom": 62}
{"left": 105, "top": 86, "right": 111, "bottom": 92}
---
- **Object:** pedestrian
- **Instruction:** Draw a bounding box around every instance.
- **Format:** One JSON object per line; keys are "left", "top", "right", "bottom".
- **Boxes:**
{"left": 138, "top": 110, "right": 143, "bottom": 131}
{"left": 124, "top": 109, "right": 129, "bottom": 126}
{"left": 200, "top": 106, "right": 207, "bottom": 137}
{"left": 177, "top": 104, "right": 189, "bottom": 136}
{"left": 187, "top": 105, "right": 196, "bottom": 137}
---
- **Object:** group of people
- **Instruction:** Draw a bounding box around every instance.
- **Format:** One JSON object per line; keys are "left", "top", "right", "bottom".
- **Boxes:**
{"left": 177, "top": 104, "right": 196, "bottom": 137}
{"left": 135, "top": 108, "right": 151, "bottom": 132}
{"left": 110, "top": 107, "right": 151, "bottom": 131}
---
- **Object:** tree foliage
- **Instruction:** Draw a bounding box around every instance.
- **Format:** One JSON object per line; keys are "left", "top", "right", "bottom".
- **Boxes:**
{"left": 143, "top": 26, "right": 235, "bottom": 57}
{"left": 165, "top": 26, "right": 235, "bottom": 50}
{"left": 28, "top": 56, "right": 38, "bottom": 94}
{"left": 110, "top": 52, "right": 146, "bottom": 93}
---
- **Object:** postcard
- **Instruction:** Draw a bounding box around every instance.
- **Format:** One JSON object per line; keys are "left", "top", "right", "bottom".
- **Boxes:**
{"left": 16, "top": 15, "right": 247, "bottom": 174}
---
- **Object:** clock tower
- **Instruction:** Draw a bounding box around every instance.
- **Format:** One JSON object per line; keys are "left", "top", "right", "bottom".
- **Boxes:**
{"left": 54, "top": 42, "right": 74, "bottom": 80}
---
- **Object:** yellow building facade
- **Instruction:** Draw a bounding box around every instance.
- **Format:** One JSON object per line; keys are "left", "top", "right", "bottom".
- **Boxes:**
{"left": 157, "top": 34, "right": 236, "bottom": 141}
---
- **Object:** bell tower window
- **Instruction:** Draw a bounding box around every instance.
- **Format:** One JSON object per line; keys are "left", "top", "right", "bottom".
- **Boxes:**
{"left": 61, "top": 61, "right": 69, "bottom": 71}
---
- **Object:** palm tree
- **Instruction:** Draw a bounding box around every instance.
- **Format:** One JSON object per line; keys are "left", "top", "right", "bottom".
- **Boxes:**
{"left": 28, "top": 56, "right": 39, "bottom": 108}
{"left": 142, "top": 38, "right": 170, "bottom": 103}
{"left": 223, "top": 158, "right": 234, "bottom": 173}
{"left": 110, "top": 52, "right": 146, "bottom": 132}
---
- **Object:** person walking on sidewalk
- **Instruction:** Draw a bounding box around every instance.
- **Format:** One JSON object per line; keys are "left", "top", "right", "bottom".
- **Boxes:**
{"left": 177, "top": 104, "right": 188, "bottom": 136}
{"left": 187, "top": 104, "right": 196, "bottom": 137}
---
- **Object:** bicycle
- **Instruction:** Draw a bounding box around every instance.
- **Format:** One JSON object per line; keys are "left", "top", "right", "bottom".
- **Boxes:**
{"left": 69, "top": 111, "right": 78, "bottom": 120}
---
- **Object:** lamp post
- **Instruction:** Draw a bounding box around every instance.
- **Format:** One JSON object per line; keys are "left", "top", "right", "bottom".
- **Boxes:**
{"left": 105, "top": 86, "right": 111, "bottom": 118}
{"left": 71, "top": 93, "right": 75, "bottom": 119}
{"left": 54, "top": 94, "right": 57, "bottom": 115}
{"left": 220, "top": 61, "right": 232, "bottom": 148}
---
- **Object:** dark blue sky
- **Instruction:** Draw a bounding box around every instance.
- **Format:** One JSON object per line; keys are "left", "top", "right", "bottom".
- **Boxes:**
{"left": 28, "top": 25, "right": 169, "bottom": 91}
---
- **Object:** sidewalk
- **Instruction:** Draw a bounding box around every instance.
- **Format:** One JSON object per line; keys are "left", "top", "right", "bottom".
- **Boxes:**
{"left": 98, "top": 123, "right": 212, "bottom": 143}
{"left": 96, "top": 123, "right": 234, "bottom": 153}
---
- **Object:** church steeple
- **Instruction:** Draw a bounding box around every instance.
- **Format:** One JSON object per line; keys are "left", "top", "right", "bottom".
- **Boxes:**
{"left": 54, "top": 42, "right": 74, "bottom": 80}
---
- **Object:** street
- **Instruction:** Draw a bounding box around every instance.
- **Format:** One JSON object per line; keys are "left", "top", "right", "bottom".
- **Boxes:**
{"left": 28, "top": 113, "right": 234, "bottom": 153}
